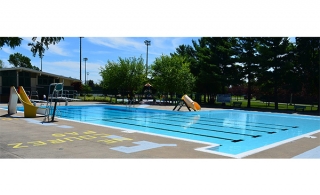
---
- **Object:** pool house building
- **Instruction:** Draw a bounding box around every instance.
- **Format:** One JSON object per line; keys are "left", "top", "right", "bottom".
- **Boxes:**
{"left": 0, "top": 67, "right": 81, "bottom": 103}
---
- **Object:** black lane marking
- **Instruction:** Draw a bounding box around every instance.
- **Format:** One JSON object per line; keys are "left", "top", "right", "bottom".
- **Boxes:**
{"left": 129, "top": 118, "right": 262, "bottom": 138}
{"left": 59, "top": 110, "right": 285, "bottom": 137}
{"left": 80, "top": 112, "right": 262, "bottom": 138}
{"left": 67, "top": 110, "right": 278, "bottom": 134}
{"left": 93, "top": 110, "right": 293, "bottom": 131}
{"left": 197, "top": 114, "right": 298, "bottom": 129}
{"left": 146, "top": 115, "right": 278, "bottom": 134}
{"left": 148, "top": 111, "right": 293, "bottom": 129}
{"left": 59, "top": 107, "right": 161, "bottom": 115}
{"left": 60, "top": 111, "right": 271, "bottom": 136}
{"left": 31, "top": 105, "right": 299, "bottom": 129}
{"left": 162, "top": 114, "right": 292, "bottom": 131}
{"left": 109, "top": 113, "right": 279, "bottom": 134}
{"left": 101, "top": 119, "right": 243, "bottom": 143}
{"left": 58, "top": 108, "right": 292, "bottom": 136}
{"left": 59, "top": 109, "right": 161, "bottom": 119}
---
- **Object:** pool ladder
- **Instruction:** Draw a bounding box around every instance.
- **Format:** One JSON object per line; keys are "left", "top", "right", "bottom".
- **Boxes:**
{"left": 43, "top": 83, "right": 64, "bottom": 122}
{"left": 126, "top": 99, "right": 134, "bottom": 108}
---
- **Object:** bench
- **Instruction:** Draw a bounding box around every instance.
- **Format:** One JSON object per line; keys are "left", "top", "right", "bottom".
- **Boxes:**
{"left": 233, "top": 102, "right": 242, "bottom": 107}
{"left": 294, "top": 105, "right": 306, "bottom": 111}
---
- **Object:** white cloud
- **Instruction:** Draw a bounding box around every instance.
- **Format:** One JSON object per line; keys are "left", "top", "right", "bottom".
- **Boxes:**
{"left": 41, "top": 60, "right": 104, "bottom": 83}
{"left": 147, "top": 37, "right": 194, "bottom": 54}
{"left": 86, "top": 37, "right": 197, "bottom": 60}
{"left": 1, "top": 47, "right": 13, "bottom": 54}
{"left": 96, "top": 59, "right": 106, "bottom": 64}
{"left": 87, "top": 37, "right": 145, "bottom": 52}
{"left": 171, "top": 37, "right": 196, "bottom": 49}
{"left": 89, "top": 50, "right": 112, "bottom": 55}
{"left": 149, "top": 38, "right": 171, "bottom": 49}
{"left": 21, "top": 37, "right": 70, "bottom": 57}
{"left": 46, "top": 43, "right": 70, "bottom": 56}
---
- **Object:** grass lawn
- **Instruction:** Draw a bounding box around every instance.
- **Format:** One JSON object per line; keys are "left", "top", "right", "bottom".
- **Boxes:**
{"left": 228, "top": 98, "right": 318, "bottom": 112}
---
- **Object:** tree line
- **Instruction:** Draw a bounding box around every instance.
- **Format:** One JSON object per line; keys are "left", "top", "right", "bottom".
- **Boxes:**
{"left": 99, "top": 37, "right": 320, "bottom": 110}
{"left": 172, "top": 37, "right": 319, "bottom": 110}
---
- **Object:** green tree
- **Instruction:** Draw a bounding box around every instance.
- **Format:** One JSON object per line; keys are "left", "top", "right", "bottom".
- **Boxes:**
{"left": 187, "top": 37, "right": 237, "bottom": 103}
{"left": 295, "top": 37, "right": 320, "bottom": 109}
{"left": 0, "top": 37, "right": 22, "bottom": 49}
{"left": 258, "top": 37, "right": 294, "bottom": 109}
{"left": 88, "top": 80, "right": 95, "bottom": 88}
{"left": 100, "top": 56, "right": 145, "bottom": 96}
{"left": 171, "top": 44, "right": 197, "bottom": 68}
{"left": 235, "top": 37, "right": 261, "bottom": 108}
{"left": 82, "top": 84, "right": 92, "bottom": 95}
{"left": 8, "top": 52, "right": 40, "bottom": 70}
{"left": 150, "top": 55, "right": 195, "bottom": 100}
{"left": 28, "top": 37, "right": 64, "bottom": 58}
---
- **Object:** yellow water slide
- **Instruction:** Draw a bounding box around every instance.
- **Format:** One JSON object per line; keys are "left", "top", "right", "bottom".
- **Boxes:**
{"left": 8, "top": 86, "right": 46, "bottom": 118}
{"left": 181, "top": 94, "right": 201, "bottom": 111}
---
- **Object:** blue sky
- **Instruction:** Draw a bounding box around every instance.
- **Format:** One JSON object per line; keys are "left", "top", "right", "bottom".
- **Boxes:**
{"left": 0, "top": 37, "right": 199, "bottom": 84}
{"left": 0, "top": 37, "right": 296, "bottom": 84}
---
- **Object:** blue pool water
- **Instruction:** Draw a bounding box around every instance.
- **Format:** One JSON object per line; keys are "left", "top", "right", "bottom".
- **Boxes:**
{"left": 15, "top": 105, "right": 320, "bottom": 156}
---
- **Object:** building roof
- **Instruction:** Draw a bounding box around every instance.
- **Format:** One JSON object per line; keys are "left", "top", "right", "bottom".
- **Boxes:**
{"left": 0, "top": 67, "right": 81, "bottom": 82}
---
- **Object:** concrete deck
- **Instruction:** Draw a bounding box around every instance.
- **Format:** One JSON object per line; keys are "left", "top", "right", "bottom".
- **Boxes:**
{"left": 1, "top": 101, "right": 320, "bottom": 159}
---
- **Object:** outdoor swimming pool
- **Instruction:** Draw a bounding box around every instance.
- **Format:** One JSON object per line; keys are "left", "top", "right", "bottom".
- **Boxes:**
{"left": 15, "top": 104, "right": 320, "bottom": 157}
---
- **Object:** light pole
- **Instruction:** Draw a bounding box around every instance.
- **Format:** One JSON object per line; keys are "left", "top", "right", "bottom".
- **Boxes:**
{"left": 83, "top": 57, "right": 88, "bottom": 85}
{"left": 80, "top": 37, "right": 84, "bottom": 82}
{"left": 87, "top": 72, "right": 89, "bottom": 85}
{"left": 144, "top": 40, "right": 151, "bottom": 77}
{"left": 40, "top": 54, "right": 44, "bottom": 71}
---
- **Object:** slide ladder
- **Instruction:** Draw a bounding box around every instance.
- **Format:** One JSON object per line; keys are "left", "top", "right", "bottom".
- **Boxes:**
{"left": 173, "top": 94, "right": 201, "bottom": 111}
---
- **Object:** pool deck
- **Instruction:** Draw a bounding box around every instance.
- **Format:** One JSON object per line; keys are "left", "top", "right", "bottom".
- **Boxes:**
{"left": 1, "top": 101, "right": 320, "bottom": 159}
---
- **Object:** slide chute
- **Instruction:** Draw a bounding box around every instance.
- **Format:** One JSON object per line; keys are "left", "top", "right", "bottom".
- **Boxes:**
{"left": 8, "top": 86, "right": 47, "bottom": 118}
{"left": 182, "top": 95, "right": 201, "bottom": 111}
{"left": 173, "top": 94, "right": 201, "bottom": 111}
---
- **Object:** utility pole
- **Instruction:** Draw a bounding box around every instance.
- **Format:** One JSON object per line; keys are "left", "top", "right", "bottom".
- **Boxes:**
{"left": 144, "top": 40, "right": 151, "bottom": 78}
{"left": 80, "top": 37, "right": 84, "bottom": 82}
{"left": 40, "top": 54, "right": 44, "bottom": 71}
{"left": 83, "top": 57, "right": 88, "bottom": 85}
